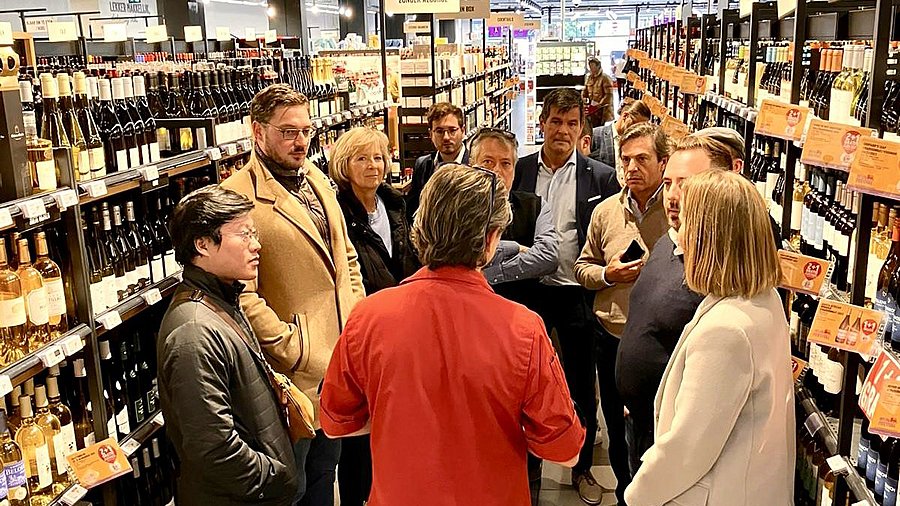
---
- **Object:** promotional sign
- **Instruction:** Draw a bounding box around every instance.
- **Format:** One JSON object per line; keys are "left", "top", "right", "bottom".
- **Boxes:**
{"left": 661, "top": 115, "right": 690, "bottom": 140}
{"left": 215, "top": 26, "right": 231, "bottom": 41}
{"left": 754, "top": 99, "right": 810, "bottom": 142}
{"left": 861, "top": 350, "right": 900, "bottom": 436}
{"left": 48, "top": 21, "right": 79, "bottom": 42}
{"left": 800, "top": 119, "right": 875, "bottom": 172}
{"left": 25, "top": 17, "right": 51, "bottom": 35}
{"left": 848, "top": 136, "right": 900, "bottom": 200}
{"left": 808, "top": 299, "right": 885, "bottom": 356}
{"left": 523, "top": 20, "right": 541, "bottom": 31}
{"left": 264, "top": 29, "right": 277, "bottom": 43}
{"left": 102, "top": 23, "right": 128, "bottom": 42}
{"left": 0, "top": 22, "right": 11, "bottom": 45}
{"left": 435, "top": 0, "right": 489, "bottom": 19}
{"left": 145, "top": 24, "right": 168, "bottom": 43}
{"left": 680, "top": 71, "right": 707, "bottom": 95}
{"left": 184, "top": 25, "right": 203, "bottom": 43}
{"left": 627, "top": 71, "right": 638, "bottom": 82}
{"left": 387, "top": 0, "right": 460, "bottom": 14}
{"left": 66, "top": 439, "right": 132, "bottom": 488}
{"left": 404, "top": 21, "right": 431, "bottom": 34}
{"left": 245, "top": 27, "right": 257, "bottom": 40}
{"left": 488, "top": 13, "right": 525, "bottom": 28}
{"left": 778, "top": 250, "right": 833, "bottom": 295}
{"left": 778, "top": 0, "right": 798, "bottom": 18}
{"left": 740, "top": 0, "right": 753, "bottom": 18}
{"left": 792, "top": 356, "right": 808, "bottom": 383}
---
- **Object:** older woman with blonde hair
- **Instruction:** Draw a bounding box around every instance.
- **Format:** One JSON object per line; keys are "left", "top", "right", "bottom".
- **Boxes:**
{"left": 327, "top": 126, "right": 419, "bottom": 506}
{"left": 625, "top": 169, "right": 794, "bottom": 506}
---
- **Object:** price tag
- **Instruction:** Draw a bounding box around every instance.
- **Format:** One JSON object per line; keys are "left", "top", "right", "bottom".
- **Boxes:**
{"left": 215, "top": 26, "right": 231, "bottom": 41}
{"left": 17, "top": 199, "right": 47, "bottom": 220}
{"left": 680, "top": 72, "right": 707, "bottom": 95}
{"left": 205, "top": 147, "right": 222, "bottom": 161}
{"left": 82, "top": 180, "right": 108, "bottom": 198}
{"left": 800, "top": 119, "right": 875, "bottom": 172}
{"left": 778, "top": 250, "right": 833, "bottom": 295}
{"left": 66, "top": 439, "right": 132, "bottom": 487}
{"left": 97, "top": 311, "right": 122, "bottom": 330}
{"left": 861, "top": 350, "right": 900, "bottom": 419}
{"left": 103, "top": 23, "right": 127, "bottom": 42}
{"left": 245, "top": 27, "right": 257, "bottom": 40}
{"left": 237, "top": 139, "right": 252, "bottom": 151}
{"left": 61, "top": 333, "right": 85, "bottom": 356}
{"left": 48, "top": 21, "right": 79, "bottom": 42}
{"left": 870, "top": 377, "right": 900, "bottom": 438}
{"left": 141, "top": 288, "right": 162, "bottom": 306}
{"left": 777, "top": 0, "right": 797, "bottom": 18}
{"left": 145, "top": 24, "right": 169, "bottom": 44}
{"left": 661, "top": 116, "right": 690, "bottom": 141}
{"left": 60, "top": 484, "right": 88, "bottom": 505}
{"left": 138, "top": 165, "right": 159, "bottom": 182}
{"left": 804, "top": 413, "right": 824, "bottom": 436}
{"left": 152, "top": 411, "right": 165, "bottom": 426}
{"left": 0, "top": 22, "right": 12, "bottom": 45}
{"left": 53, "top": 189, "right": 79, "bottom": 212}
{"left": 264, "top": 29, "right": 277, "bottom": 43}
{"left": 0, "top": 375, "right": 12, "bottom": 398}
{"left": 343, "top": 111, "right": 353, "bottom": 121}
{"left": 754, "top": 99, "right": 809, "bottom": 142}
{"left": 808, "top": 299, "right": 884, "bottom": 356}
{"left": 848, "top": 136, "right": 900, "bottom": 199}
{"left": 38, "top": 345, "right": 65, "bottom": 368}
{"left": 184, "top": 25, "right": 203, "bottom": 43}
{"left": 825, "top": 455, "right": 850, "bottom": 474}
{"left": 0, "top": 208, "right": 13, "bottom": 229}
{"left": 120, "top": 438, "right": 141, "bottom": 456}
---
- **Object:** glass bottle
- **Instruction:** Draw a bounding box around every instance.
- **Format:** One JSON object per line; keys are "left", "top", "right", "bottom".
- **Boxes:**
{"left": 124, "top": 76, "right": 150, "bottom": 165}
{"left": 15, "top": 239, "right": 50, "bottom": 353}
{"left": 112, "top": 77, "right": 140, "bottom": 169}
{"left": 96, "top": 79, "right": 128, "bottom": 173}
{"left": 0, "top": 239, "right": 26, "bottom": 366}
{"left": 14, "top": 396, "right": 52, "bottom": 503}
{"left": 133, "top": 75, "right": 161, "bottom": 163}
{"left": 56, "top": 73, "right": 90, "bottom": 182}
{"left": 71, "top": 359, "right": 94, "bottom": 448}
{"left": 33, "top": 385, "right": 67, "bottom": 494}
{"left": 45, "top": 377, "right": 76, "bottom": 479}
{"left": 32, "top": 232, "right": 67, "bottom": 337}
{"left": 73, "top": 71, "right": 106, "bottom": 179}
{"left": 0, "top": 410, "right": 28, "bottom": 506}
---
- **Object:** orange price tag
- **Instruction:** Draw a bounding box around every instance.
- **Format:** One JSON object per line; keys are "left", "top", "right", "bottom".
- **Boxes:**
{"left": 800, "top": 119, "right": 874, "bottom": 172}
{"left": 635, "top": 80, "right": 647, "bottom": 91}
{"left": 778, "top": 250, "right": 833, "bottom": 295}
{"left": 870, "top": 379, "right": 900, "bottom": 438}
{"left": 65, "top": 438, "right": 133, "bottom": 488}
{"left": 808, "top": 299, "right": 885, "bottom": 357}
{"left": 661, "top": 115, "right": 690, "bottom": 140}
{"left": 639, "top": 58, "right": 651, "bottom": 69}
{"left": 754, "top": 99, "right": 810, "bottom": 142}
{"left": 791, "top": 356, "right": 808, "bottom": 383}
{"left": 680, "top": 72, "right": 707, "bottom": 95}
{"left": 627, "top": 71, "right": 638, "bottom": 83}
{"left": 848, "top": 136, "right": 900, "bottom": 199}
{"left": 670, "top": 68, "right": 689, "bottom": 87}
{"left": 862, "top": 350, "right": 900, "bottom": 436}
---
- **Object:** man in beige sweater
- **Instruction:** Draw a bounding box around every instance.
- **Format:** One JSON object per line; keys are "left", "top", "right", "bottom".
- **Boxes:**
{"left": 574, "top": 123, "right": 670, "bottom": 502}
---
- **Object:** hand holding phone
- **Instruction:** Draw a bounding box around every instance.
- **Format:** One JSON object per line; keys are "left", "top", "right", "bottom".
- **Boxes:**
{"left": 605, "top": 240, "right": 645, "bottom": 285}
{"left": 620, "top": 239, "right": 646, "bottom": 263}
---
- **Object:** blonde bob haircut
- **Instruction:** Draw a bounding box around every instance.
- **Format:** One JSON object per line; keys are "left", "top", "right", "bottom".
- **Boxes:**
{"left": 681, "top": 170, "right": 782, "bottom": 299}
{"left": 328, "top": 127, "right": 391, "bottom": 192}
{"left": 411, "top": 164, "right": 512, "bottom": 269}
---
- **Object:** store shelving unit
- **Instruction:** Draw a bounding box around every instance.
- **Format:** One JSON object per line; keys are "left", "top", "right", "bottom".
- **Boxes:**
{"left": 530, "top": 41, "right": 591, "bottom": 143}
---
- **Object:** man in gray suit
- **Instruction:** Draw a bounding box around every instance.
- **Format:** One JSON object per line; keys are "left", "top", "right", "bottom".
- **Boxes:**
{"left": 590, "top": 100, "right": 651, "bottom": 186}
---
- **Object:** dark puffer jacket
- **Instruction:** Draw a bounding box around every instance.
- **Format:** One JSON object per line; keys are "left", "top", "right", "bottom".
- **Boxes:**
{"left": 338, "top": 184, "right": 420, "bottom": 294}
{"left": 158, "top": 265, "right": 298, "bottom": 505}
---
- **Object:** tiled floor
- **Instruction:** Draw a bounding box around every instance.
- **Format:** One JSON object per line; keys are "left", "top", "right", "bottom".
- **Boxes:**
{"left": 538, "top": 439, "right": 619, "bottom": 506}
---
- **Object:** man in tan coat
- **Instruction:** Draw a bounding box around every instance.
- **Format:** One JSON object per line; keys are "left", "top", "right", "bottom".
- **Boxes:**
{"left": 222, "top": 84, "right": 365, "bottom": 506}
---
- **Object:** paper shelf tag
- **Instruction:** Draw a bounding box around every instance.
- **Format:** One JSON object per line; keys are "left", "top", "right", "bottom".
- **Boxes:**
{"left": 826, "top": 455, "right": 850, "bottom": 474}
{"left": 82, "top": 180, "right": 108, "bottom": 198}
{"left": 0, "top": 208, "right": 13, "bottom": 229}
{"left": 0, "top": 376, "right": 12, "bottom": 398}
{"left": 38, "top": 345, "right": 65, "bottom": 368}
{"left": 138, "top": 165, "right": 159, "bottom": 182}
{"left": 120, "top": 438, "right": 141, "bottom": 456}
{"left": 223, "top": 144, "right": 238, "bottom": 156}
{"left": 205, "top": 148, "right": 222, "bottom": 161}
{"left": 152, "top": 412, "right": 165, "bottom": 425}
{"left": 184, "top": 25, "right": 203, "bottom": 43}
{"left": 237, "top": 139, "right": 252, "bottom": 151}
{"left": 804, "top": 413, "right": 824, "bottom": 436}
{"left": 53, "top": 189, "right": 79, "bottom": 211}
{"left": 141, "top": 288, "right": 162, "bottom": 306}
{"left": 60, "top": 484, "right": 88, "bottom": 505}
{"left": 61, "top": 334, "right": 85, "bottom": 356}
{"left": 97, "top": 311, "right": 122, "bottom": 330}
{"left": 18, "top": 199, "right": 47, "bottom": 220}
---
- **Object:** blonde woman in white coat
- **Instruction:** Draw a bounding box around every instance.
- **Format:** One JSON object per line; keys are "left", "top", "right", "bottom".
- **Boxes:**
{"left": 624, "top": 170, "right": 795, "bottom": 506}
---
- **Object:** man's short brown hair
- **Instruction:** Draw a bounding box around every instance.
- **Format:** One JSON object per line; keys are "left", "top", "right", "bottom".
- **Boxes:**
{"left": 621, "top": 100, "right": 651, "bottom": 121}
{"left": 540, "top": 88, "right": 584, "bottom": 124}
{"left": 673, "top": 134, "right": 736, "bottom": 171}
{"left": 619, "top": 123, "right": 669, "bottom": 161}
{"left": 426, "top": 102, "right": 464, "bottom": 129}
{"left": 250, "top": 83, "right": 309, "bottom": 124}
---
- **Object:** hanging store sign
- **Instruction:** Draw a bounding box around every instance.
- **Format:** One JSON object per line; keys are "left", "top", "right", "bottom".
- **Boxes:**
{"left": 778, "top": 250, "right": 833, "bottom": 296}
{"left": 102, "top": 23, "right": 128, "bottom": 42}
{"left": 739, "top": 0, "right": 753, "bottom": 18}
{"left": 387, "top": 0, "right": 460, "bottom": 15}
{"left": 245, "top": 27, "right": 257, "bottom": 40}
{"left": 777, "top": 0, "right": 797, "bottom": 19}
{"left": 488, "top": 13, "right": 525, "bottom": 28}
{"left": 801, "top": 120, "right": 875, "bottom": 172}
{"left": 435, "top": 0, "right": 489, "bottom": 19}
{"left": 25, "top": 17, "right": 52, "bottom": 35}
{"left": 861, "top": 350, "right": 900, "bottom": 437}
{"left": 184, "top": 25, "right": 203, "bottom": 43}
{"left": 661, "top": 115, "right": 690, "bottom": 141}
{"left": 48, "top": 21, "right": 79, "bottom": 42}
{"left": 215, "top": 26, "right": 231, "bottom": 41}
{"left": 404, "top": 21, "right": 432, "bottom": 34}
{"left": 145, "top": 24, "right": 168, "bottom": 44}
{"left": 264, "top": 29, "right": 277, "bottom": 43}
{"left": 523, "top": 20, "right": 541, "bottom": 31}
{"left": 848, "top": 136, "right": 900, "bottom": 200}
{"left": 754, "top": 99, "right": 810, "bottom": 142}
{"left": 680, "top": 71, "right": 707, "bottom": 95}
{"left": 626, "top": 71, "right": 638, "bottom": 82}
{"left": 0, "top": 22, "right": 11, "bottom": 45}
{"left": 808, "top": 299, "right": 885, "bottom": 357}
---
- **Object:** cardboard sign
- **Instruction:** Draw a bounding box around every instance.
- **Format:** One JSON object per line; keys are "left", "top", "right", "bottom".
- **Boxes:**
{"left": 48, "top": 21, "right": 79, "bottom": 42}
{"left": 145, "top": 24, "right": 168, "bottom": 43}
{"left": 848, "top": 136, "right": 900, "bottom": 200}
{"left": 404, "top": 21, "right": 431, "bottom": 34}
{"left": 870, "top": 378, "right": 900, "bottom": 438}
{"left": 184, "top": 25, "right": 203, "bottom": 43}
{"left": 66, "top": 438, "right": 133, "bottom": 488}
{"left": 523, "top": 20, "right": 541, "bottom": 30}
{"left": 778, "top": 250, "right": 833, "bottom": 296}
{"left": 639, "top": 58, "right": 651, "bottom": 69}
{"left": 215, "top": 26, "right": 231, "bottom": 41}
{"left": 102, "top": 23, "right": 127, "bottom": 42}
{"left": 436, "top": 0, "right": 490, "bottom": 20}
{"left": 808, "top": 299, "right": 885, "bottom": 356}
{"left": 671, "top": 67, "right": 689, "bottom": 86}
{"left": 635, "top": 79, "right": 647, "bottom": 91}
{"left": 680, "top": 72, "right": 707, "bottom": 95}
{"left": 792, "top": 356, "right": 808, "bottom": 383}
{"left": 800, "top": 119, "right": 875, "bottom": 172}
{"left": 861, "top": 350, "right": 900, "bottom": 434}
{"left": 0, "top": 22, "right": 11, "bottom": 45}
{"left": 754, "top": 99, "right": 809, "bottom": 142}
{"left": 387, "top": 0, "right": 460, "bottom": 14}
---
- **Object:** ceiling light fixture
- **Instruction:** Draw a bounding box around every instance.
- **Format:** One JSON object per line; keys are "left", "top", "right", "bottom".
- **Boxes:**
{"left": 267, "top": 5, "right": 275, "bottom": 17}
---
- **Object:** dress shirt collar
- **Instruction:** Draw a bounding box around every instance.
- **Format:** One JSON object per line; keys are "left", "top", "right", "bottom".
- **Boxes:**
{"left": 538, "top": 148, "right": 578, "bottom": 175}
{"left": 626, "top": 183, "right": 664, "bottom": 217}
{"left": 669, "top": 227, "right": 684, "bottom": 257}
{"left": 434, "top": 147, "right": 467, "bottom": 168}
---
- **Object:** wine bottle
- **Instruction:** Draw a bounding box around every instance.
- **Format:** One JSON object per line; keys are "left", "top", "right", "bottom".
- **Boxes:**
{"left": 112, "top": 205, "right": 137, "bottom": 296}
{"left": 879, "top": 439, "right": 899, "bottom": 503}
{"left": 97, "top": 340, "right": 123, "bottom": 440}
{"left": 14, "top": 395, "right": 53, "bottom": 502}
{"left": 870, "top": 435, "right": 883, "bottom": 489}
{"left": 887, "top": 437, "right": 900, "bottom": 506}
{"left": 147, "top": 72, "right": 171, "bottom": 158}
{"left": 71, "top": 358, "right": 94, "bottom": 448}
{"left": 73, "top": 72, "right": 106, "bottom": 179}
{"left": 100, "top": 204, "right": 127, "bottom": 304}
{"left": 35, "top": 73, "right": 66, "bottom": 191}
{"left": 132, "top": 330, "right": 156, "bottom": 415}
{"left": 15, "top": 239, "right": 50, "bottom": 353}
{"left": 112, "top": 77, "right": 141, "bottom": 169}
{"left": 33, "top": 232, "right": 67, "bottom": 338}
{"left": 57, "top": 73, "right": 90, "bottom": 182}
{"left": 96, "top": 79, "right": 128, "bottom": 173}
{"left": 45, "top": 376, "right": 76, "bottom": 478}
{"left": 0, "top": 238, "right": 26, "bottom": 367}
{"left": 7, "top": 388, "right": 21, "bottom": 436}
{"left": 155, "top": 197, "right": 177, "bottom": 277}
{"left": 151, "top": 437, "right": 172, "bottom": 503}
{"left": 124, "top": 76, "right": 150, "bottom": 165}
{"left": 33, "top": 385, "right": 68, "bottom": 494}
{"left": 125, "top": 201, "right": 151, "bottom": 290}
{"left": 119, "top": 339, "right": 146, "bottom": 426}
{"left": 0, "top": 410, "right": 28, "bottom": 506}
{"left": 19, "top": 80, "right": 37, "bottom": 142}
{"left": 133, "top": 75, "right": 161, "bottom": 163}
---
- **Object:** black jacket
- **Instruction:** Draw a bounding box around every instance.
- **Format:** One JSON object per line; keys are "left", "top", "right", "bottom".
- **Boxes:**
{"left": 158, "top": 265, "right": 298, "bottom": 506}
{"left": 513, "top": 150, "right": 620, "bottom": 249}
{"left": 339, "top": 184, "right": 420, "bottom": 294}
{"left": 406, "top": 149, "right": 470, "bottom": 222}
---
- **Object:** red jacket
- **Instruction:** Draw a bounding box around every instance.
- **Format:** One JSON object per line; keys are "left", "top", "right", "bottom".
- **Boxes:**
{"left": 321, "top": 266, "right": 585, "bottom": 506}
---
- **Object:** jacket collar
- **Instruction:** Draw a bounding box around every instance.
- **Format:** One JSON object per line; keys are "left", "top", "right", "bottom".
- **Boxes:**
{"left": 338, "top": 184, "right": 405, "bottom": 222}
{"left": 401, "top": 265, "right": 494, "bottom": 292}
{"left": 182, "top": 264, "right": 246, "bottom": 310}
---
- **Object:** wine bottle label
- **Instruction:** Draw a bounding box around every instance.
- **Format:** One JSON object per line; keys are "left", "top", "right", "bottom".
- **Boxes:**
{"left": 115, "top": 150, "right": 128, "bottom": 173}
{"left": 146, "top": 389, "right": 157, "bottom": 414}
{"left": 106, "top": 416, "right": 118, "bottom": 442}
{"left": 820, "top": 482, "right": 833, "bottom": 506}
{"left": 53, "top": 424, "right": 77, "bottom": 475}
{"left": 823, "top": 359, "right": 843, "bottom": 394}
{"left": 102, "top": 275, "right": 117, "bottom": 309}
{"left": 89, "top": 147, "right": 106, "bottom": 178}
{"left": 0, "top": 463, "right": 8, "bottom": 500}
{"left": 128, "top": 147, "right": 140, "bottom": 169}
{"left": 140, "top": 144, "right": 150, "bottom": 165}
{"left": 134, "top": 397, "right": 146, "bottom": 424}
{"left": 149, "top": 142, "right": 161, "bottom": 163}
{"left": 89, "top": 281, "right": 107, "bottom": 314}
{"left": 116, "top": 408, "right": 130, "bottom": 436}
{"left": 885, "top": 477, "right": 898, "bottom": 506}
{"left": 0, "top": 297, "right": 27, "bottom": 327}
{"left": 4, "top": 460, "right": 26, "bottom": 500}
{"left": 877, "top": 461, "right": 889, "bottom": 496}
{"left": 77, "top": 149, "right": 90, "bottom": 179}
{"left": 858, "top": 437, "right": 870, "bottom": 473}
{"left": 25, "top": 286, "right": 49, "bottom": 326}
{"left": 164, "top": 251, "right": 178, "bottom": 278}
{"left": 157, "top": 128, "right": 170, "bottom": 152}
{"left": 125, "top": 268, "right": 139, "bottom": 291}
{"left": 138, "top": 264, "right": 151, "bottom": 288}
{"left": 45, "top": 278, "right": 66, "bottom": 317}
{"left": 868, "top": 451, "right": 880, "bottom": 483}
{"left": 892, "top": 311, "right": 900, "bottom": 345}
{"left": 179, "top": 128, "right": 193, "bottom": 151}
{"left": 34, "top": 159, "right": 57, "bottom": 191}
{"left": 34, "top": 444, "right": 52, "bottom": 489}
{"left": 150, "top": 256, "right": 163, "bottom": 284}
{"left": 22, "top": 111, "right": 36, "bottom": 137}
{"left": 84, "top": 432, "right": 95, "bottom": 448}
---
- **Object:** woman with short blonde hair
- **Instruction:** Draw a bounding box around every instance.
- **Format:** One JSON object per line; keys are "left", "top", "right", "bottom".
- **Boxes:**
{"left": 625, "top": 170, "right": 794, "bottom": 506}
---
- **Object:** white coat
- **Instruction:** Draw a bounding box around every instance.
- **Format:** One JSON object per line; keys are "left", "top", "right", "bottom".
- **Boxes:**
{"left": 625, "top": 290, "right": 795, "bottom": 506}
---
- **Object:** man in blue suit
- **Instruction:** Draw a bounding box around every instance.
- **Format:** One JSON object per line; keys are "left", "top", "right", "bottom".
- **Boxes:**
{"left": 514, "top": 87, "right": 620, "bottom": 505}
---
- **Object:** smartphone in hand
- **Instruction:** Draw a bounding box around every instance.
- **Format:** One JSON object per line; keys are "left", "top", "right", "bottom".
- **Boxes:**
{"left": 620, "top": 239, "right": 646, "bottom": 263}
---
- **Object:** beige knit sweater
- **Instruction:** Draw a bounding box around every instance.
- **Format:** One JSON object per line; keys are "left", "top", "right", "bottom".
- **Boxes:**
{"left": 574, "top": 188, "right": 669, "bottom": 337}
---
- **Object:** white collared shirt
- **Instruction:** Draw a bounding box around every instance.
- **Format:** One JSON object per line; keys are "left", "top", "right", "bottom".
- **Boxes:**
{"left": 536, "top": 149, "right": 580, "bottom": 287}
{"left": 434, "top": 147, "right": 467, "bottom": 168}
{"left": 669, "top": 228, "right": 684, "bottom": 257}
{"left": 613, "top": 131, "right": 624, "bottom": 186}
{"left": 627, "top": 184, "right": 664, "bottom": 224}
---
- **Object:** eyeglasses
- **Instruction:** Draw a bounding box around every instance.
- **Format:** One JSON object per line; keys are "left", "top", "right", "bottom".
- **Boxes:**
{"left": 470, "top": 166, "right": 498, "bottom": 242}
{"left": 224, "top": 228, "right": 260, "bottom": 244}
{"left": 264, "top": 123, "right": 318, "bottom": 141}
{"left": 473, "top": 127, "right": 519, "bottom": 148}
{"left": 432, "top": 127, "right": 461, "bottom": 137}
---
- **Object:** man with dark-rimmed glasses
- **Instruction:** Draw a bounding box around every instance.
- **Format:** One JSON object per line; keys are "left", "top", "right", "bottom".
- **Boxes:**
{"left": 222, "top": 83, "right": 365, "bottom": 506}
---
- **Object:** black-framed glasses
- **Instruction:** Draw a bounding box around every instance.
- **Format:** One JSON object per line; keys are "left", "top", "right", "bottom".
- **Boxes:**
{"left": 264, "top": 123, "right": 317, "bottom": 141}
{"left": 470, "top": 165, "right": 498, "bottom": 242}
{"left": 473, "top": 127, "right": 519, "bottom": 148}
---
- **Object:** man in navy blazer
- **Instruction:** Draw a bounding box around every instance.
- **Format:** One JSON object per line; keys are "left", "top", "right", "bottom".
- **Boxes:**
{"left": 513, "top": 87, "right": 620, "bottom": 505}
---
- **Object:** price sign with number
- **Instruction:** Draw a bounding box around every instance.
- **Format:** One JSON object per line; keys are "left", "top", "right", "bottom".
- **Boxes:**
{"left": 18, "top": 199, "right": 47, "bottom": 220}
{"left": 754, "top": 99, "right": 810, "bottom": 142}
{"left": 97, "top": 311, "right": 122, "bottom": 330}
{"left": 216, "top": 26, "right": 231, "bottom": 41}
{"left": 0, "top": 375, "right": 12, "bottom": 398}
{"left": 778, "top": 250, "right": 833, "bottom": 295}
{"left": 0, "top": 208, "right": 11, "bottom": 229}
{"left": 61, "top": 334, "right": 84, "bottom": 356}
{"left": 184, "top": 25, "right": 203, "bottom": 42}
{"left": 264, "top": 29, "right": 277, "bottom": 43}
{"left": 48, "top": 21, "right": 79, "bottom": 42}
{"left": 145, "top": 24, "right": 168, "bottom": 43}
{"left": 0, "top": 22, "right": 12, "bottom": 45}
{"left": 142, "top": 288, "right": 162, "bottom": 306}
{"left": 801, "top": 119, "right": 875, "bottom": 172}
{"left": 808, "top": 299, "right": 884, "bottom": 356}
{"left": 82, "top": 180, "right": 108, "bottom": 198}
{"left": 861, "top": 350, "right": 900, "bottom": 420}
{"left": 67, "top": 438, "right": 133, "bottom": 488}
{"left": 53, "top": 189, "right": 79, "bottom": 212}
{"left": 38, "top": 345, "right": 65, "bottom": 368}
{"left": 848, "top": 136, "right": 900, "bottom": 199}
{"left": 103, "top": 23, "right": 127, "bottom": 42}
